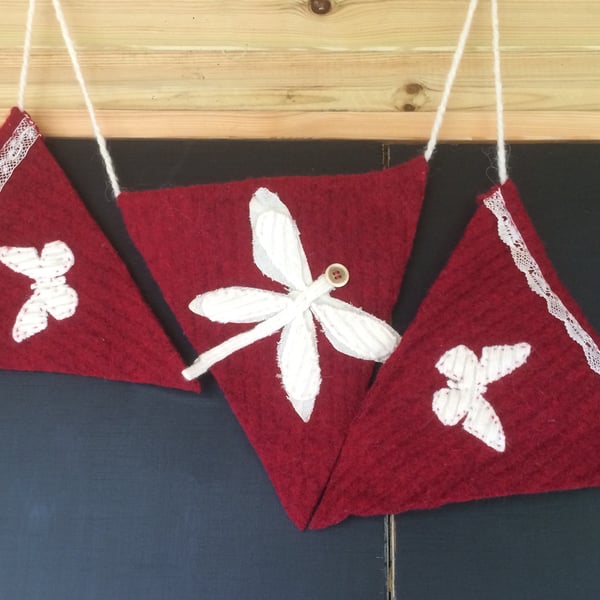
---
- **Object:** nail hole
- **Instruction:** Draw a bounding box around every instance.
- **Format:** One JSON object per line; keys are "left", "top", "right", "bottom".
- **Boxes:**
{"left": 403, "top": 104, "right": 416, "bottom": 112}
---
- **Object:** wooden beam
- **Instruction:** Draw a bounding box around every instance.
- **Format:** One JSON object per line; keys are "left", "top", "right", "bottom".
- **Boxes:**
{"left": 5, "top": 109, "right": 597, "bottom": 141}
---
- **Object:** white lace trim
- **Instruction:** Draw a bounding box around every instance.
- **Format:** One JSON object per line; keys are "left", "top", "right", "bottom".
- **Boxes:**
{"left": 484, "top": 190, "right": 600, "bottom": 375}
{"left": 0, "top": 116, "right": 40, "bottom": 193}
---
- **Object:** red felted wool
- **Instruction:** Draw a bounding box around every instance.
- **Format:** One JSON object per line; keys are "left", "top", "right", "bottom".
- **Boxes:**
{"left": 0, "top": 108, "right": 194, "bottom": 391}
{"left": 310, "top": 180, "right": 600, "bottom": 529}
{"left": 119, "top": 156, "right": 428, "bottom": 528}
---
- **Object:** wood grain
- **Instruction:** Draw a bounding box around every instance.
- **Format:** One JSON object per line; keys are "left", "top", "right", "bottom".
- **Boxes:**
{"left": 1, "top": 0, "right": 599, "bottom": 139}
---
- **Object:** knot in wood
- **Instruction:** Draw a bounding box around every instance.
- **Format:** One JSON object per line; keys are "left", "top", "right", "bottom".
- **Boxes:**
{"left": 405, "top": 83, "right": 423, "bottom": 95}
{"left": 310, "top": 0, "right": 332, "bottom": 15}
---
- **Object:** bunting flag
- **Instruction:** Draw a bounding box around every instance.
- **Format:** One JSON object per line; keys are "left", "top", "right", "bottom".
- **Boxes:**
{"left": 0, "top": 108, "right": 194, "bottom": 392}
{"left": 310, "top": 180, "right": 600, "bottom": 529}
{"left": 119, "top": 156, "right": 428, "bottom": 528}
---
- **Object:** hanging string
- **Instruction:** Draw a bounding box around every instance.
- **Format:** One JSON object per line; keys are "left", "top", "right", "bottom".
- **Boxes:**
{"left": 18, "top": 0, "right": 37, "bottom": 110}
{"left": 491, "top": 0, "right": 508, "bottom": 184}
{"left": 50, "top": 0, "right": 121, "bottom": 198}
{"left": 424, "top": 0, "right": 480, "bottom": 162}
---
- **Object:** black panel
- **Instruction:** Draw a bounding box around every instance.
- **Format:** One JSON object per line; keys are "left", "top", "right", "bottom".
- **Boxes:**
{"left": 0, "top": 372, "right": 384, "bottom": 600}
{"left": 0, "top": 139, "right": 387, "bottom": 600}
{"left": 1, "top": 137, "right": 598, "bottom": 599}
{"left": 391, "top": 143, "right": 600, "bottom": 600}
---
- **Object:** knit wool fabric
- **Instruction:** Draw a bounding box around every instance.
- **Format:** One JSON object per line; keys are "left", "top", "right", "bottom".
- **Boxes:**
{"left": 310, "top": 180, "right": 600, "bottom": 529}
{"left": 0, "top": 108, "right": 194, "bottom": 392}
{"left": 119, "top": 156, "right": 428, "bottom": 528}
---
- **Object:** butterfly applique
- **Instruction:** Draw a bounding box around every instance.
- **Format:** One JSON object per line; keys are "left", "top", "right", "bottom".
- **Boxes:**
{"left": 0, "top": 240, "right": 78, "bottom": 342}
{"left": 183, "top": 187, "right": 400, "bottom": 422}
{"left": 433, "top": 342, "right": 531, "bottom": 452}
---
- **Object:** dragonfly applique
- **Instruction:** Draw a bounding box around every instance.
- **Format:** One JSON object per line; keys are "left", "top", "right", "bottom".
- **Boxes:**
{"left": 183, "top": 187, "right": 400, "bottom": 422}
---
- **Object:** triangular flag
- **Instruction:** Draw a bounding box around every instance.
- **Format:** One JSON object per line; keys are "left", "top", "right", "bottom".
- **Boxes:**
{"left": 310, "top": 180, "right": 600, "bottom": 528}
{"left": 0, "top": 108, "right": 194, "bottom": 392}
{"left": 119, "top": 156, "right": 427, "bottom": 528}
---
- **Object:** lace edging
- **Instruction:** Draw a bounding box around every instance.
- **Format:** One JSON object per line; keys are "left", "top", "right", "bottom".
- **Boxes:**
{"left": 0, "top": 115, "right": 40, "bottom": 194}
{"left": 484, "top": 190, "right": 600, "bottom": 375}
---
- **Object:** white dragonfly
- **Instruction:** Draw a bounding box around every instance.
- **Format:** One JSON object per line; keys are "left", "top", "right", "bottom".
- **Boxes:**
{"left": 432, "top": 342, "right": 531, "bottom": 452}
{"left": 182, "top": 187, "right": 400, "bottom": 422}
{"left": 0, "top": 240, "right": 78, "bottom": 342}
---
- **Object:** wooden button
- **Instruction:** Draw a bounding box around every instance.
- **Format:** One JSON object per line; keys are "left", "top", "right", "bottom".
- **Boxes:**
{"left": 325, "top": 263, "right": 349, "bottom": 287}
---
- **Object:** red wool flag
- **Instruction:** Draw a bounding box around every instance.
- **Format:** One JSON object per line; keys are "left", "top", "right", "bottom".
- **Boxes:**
{"left": 310, "top": 181, "right": 600, "bottom": 529}
{"left": 119, "top": 156, "right": 428, "bottom": 528}
{"left": 0, "top": 108, "right": 194, "bottom": 392}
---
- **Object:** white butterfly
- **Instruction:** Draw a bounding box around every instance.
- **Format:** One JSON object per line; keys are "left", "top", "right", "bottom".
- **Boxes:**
{"left": 183, "top": 187, "right": 400, "bottom": 422}
{"left": 0, "top": 240, "right": 78, "bottom": 342}
{"left": 432, "top": 343, "right": 531, "bottom": 452}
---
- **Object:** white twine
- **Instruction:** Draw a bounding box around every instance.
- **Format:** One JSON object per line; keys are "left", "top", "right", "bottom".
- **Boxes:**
{"left": 424, "top": 0, "right": 480, "bottom": 162}
{"left": 50, "top": 0, "right": 121, "bottom": 198}
{"left": 491, "top": 0, "right": 508, "bottom": 184}
{"left": 17, "top": 0, "right": 36, "bottom": 110}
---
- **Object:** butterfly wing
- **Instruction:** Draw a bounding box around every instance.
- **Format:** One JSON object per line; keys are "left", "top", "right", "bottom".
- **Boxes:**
{"left": 42, "top": 284, "right": 79, "bottom": 321}
{"left": 0, "top": 241, "right": 74, "bottom": 280}
{"left": 0, "top": 246, "right": 42, "bottom": 279}
{"left": 479, "top": 343, "right": 531, "bottom": 385}
{"left": 249, "top": 187, "right": 312, "bottom": 290}
{"left": 435, "top": 344, "right": 480, "bottom": 382}
{"left": 39, "top": 241, "right": 75, "bottom": 277}
{"left": 433, "top": 344, "right": 480, "bottom": 427}
{"left": 12, "top": 292, "right": 49, "bottom": 342}
{"left": 277, "top": 310, "right": 321, "bottom": 422}
{"left": 463, "top": 394, "right": 506, "bottom": 452}
{"left": 190, "top": 287, "right": 291, "bottom": 323}
{"left": 311, "top": 296, "right": 400, "bottom": 362}
{"left": 432, "top": 387, "right": 473, "bottom": 426}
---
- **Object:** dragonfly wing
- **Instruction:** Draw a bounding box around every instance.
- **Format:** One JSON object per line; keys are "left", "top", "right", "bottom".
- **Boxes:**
{"left": 479, "top": 343, "right": 531, "bottom": 385}
{"left": 249, "top": 187, "right": 312, "bottom": 290}
{"left": 43, "top": 284, "right": 79, "bottom": 321}
{"left": 189, "top": 287, "right": 291, "bottom": 323}
{"left": 463, "top": 394, "right": 506, "bottom": 452}
{"left": 311, "top": 296, "right": 400, "bottom": 362}
{"left": 277, "top": 310, "right": 321, "bottom": 422}
{"left": 432, "top": 387, "right": 472, "bottom": 426}
{"left": 12, "top": 292, "right": 48, "bottom": 342}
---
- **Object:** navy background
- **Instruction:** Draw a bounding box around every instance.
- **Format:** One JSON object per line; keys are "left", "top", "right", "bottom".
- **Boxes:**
{"left": 0, "top": 139, "right": 598, "bottom": 599}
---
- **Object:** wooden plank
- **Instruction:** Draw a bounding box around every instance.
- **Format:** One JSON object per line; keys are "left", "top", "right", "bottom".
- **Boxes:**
{"left": 2, "top": 0, "right": 600, "bottom": 139}
{"left": 7, "top": 110, "right": 600, "bottom": 141}
{"left": 4, "top": 0, "right": 600, "bottom": 50}
{"left": 4, "top": 50, "right": 600, "bottom": 112}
